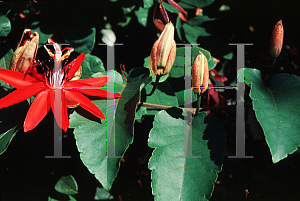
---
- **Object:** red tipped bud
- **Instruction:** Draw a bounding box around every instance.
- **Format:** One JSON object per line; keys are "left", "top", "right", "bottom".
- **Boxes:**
{"left": 269, "top": 20, "right": 284, "bottom": 58}
{"left": 150, "top": 22, "right": 176, "bottom": 76}
{"left": 192, "top": 51, "right": 209, "bottom": 94}
{"left": 9, "top": 29, "right": 39, "bottom": 73}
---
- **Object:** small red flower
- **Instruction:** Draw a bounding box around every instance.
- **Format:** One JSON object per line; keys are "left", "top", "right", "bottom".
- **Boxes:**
{"left": 0, "top": 51, "right": 121, "bottom": 132}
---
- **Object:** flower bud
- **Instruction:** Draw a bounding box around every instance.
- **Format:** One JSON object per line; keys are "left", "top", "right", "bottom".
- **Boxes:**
{"left": 9, "top": 29, "right": 39, "bottom": 73}
{"left": 192, "top": 51, "right": 209, "bottom": 94}
{"left": 150, "top": 22, "right": 176, "bottom": 76}
{"left": 269, "top": 20, "right": 284, "bottom": 58}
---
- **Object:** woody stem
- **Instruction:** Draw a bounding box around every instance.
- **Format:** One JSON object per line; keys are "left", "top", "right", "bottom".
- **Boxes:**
{"left": 146, "top": 75, "right": 161, "bottom": 96}
{"left": 136, "top": 101, "right": 252, "bottom": 115}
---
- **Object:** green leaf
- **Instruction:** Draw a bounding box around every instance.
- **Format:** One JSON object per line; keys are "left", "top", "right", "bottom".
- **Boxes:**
{"left": 48, "top": 195, "right": 76, "bottom": 201}
{"left": 135, "top": 106, "right": 147, "bottom": 120}
{"left": 0, "top": 126, "right": 17, "bottom": 155}
{"left": 81, "top": 54, "right": 106, "bottom": 79}
{"left": 238, "top": 68, "right": 300, "bottom": 163}
{"left": 0, "top": 43, "right": 13, "bottom": 88}
{"left": 94, "top": 187, "right": 114, "bottom": 200}
{"left": 182, "top": 23, "right": 200, "bottom": 44}
{"left": 0, "top": 16, "right": 11, "bottom": 37}
{"left": 148, "top": 109, "right": 226, "bottom": 200}
{"left": 208, "top": 56, "right": 218, "bottom": 70}
{"left": 134, "top": 7, "right": 149, "bottom": 27}
{"left": 183, "top": 23, "right": 211, "bottom": 45}
{"left": 142, "top": 81, "right": 179, "bottom": 116}
{"left": 176, "top": 15, "right": 182, "bottom": 41}
{"left": 55, "top": 175, "right": 78, "bottom": 195}
{"left": 60, "top": 16, "right": 96, "bottom": 54}
{"left": 188, "top": 15, "right": 216, "bottom": 26}
{"left": 162, "top": 2, "right": 180, "bottom": 14}
{"left": 143, "top": 0, "right": 154, "bottom": 8}
{"left": 69, "top": 68, "right": 151, "bottom": 191}
{"left": 118, "top": 16, "right": 132, "bottom": 27}
{"left": 179, "top": 0, "right": 214, "bottom": 8}
{"left": 122, "top": 5, "right": 136, "bottom": 15}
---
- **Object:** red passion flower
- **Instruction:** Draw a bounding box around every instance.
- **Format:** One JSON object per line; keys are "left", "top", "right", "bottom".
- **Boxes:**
{"left": 0, "top": 41, "right": 121, "bottom": 132}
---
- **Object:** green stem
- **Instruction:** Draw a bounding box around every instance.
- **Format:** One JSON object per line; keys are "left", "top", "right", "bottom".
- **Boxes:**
{"left": 195, "top": 93, "right": 202, "bottom": 116}
{"left": 270, "top": 57, "right": 277, "bottom": 76}
{"left": 146, "top": 75, "right": 161, "bottom": 96}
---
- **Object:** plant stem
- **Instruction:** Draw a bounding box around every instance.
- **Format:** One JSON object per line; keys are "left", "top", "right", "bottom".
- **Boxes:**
{"left": 146, "top": 75, "right": 161, "bottom": 96}
{"left": 270, "top": 57, "right": 277, "bottom": 76}
{"left": 195, "top": 93, "right": 201, "bottom": 116}
{"left": 136, "top": 101, "right": 252, "bottom": 115}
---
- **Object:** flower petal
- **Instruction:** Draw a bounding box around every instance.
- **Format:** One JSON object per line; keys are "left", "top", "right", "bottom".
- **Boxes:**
{"left": 0, "top": 69, "right": 39, "bottom": 89}
{"left": 70, "top": 76, "right": 109, "bottom": 86}
{"left": 65, "top": 53, "right": 85, "bottom": 80}
{"left": 77, "top": 88, "right": 121, "bottom": 98}
{"left": 66, "top": 98, "right": 79, "bottom": 108}
{"left": 65, "top": 90, "right": 105, "bottom": 119}
{"left": 31, "top": 66, "right": 45, "bottom": 81}
{"left": 66, "top": 80, "right": 120, "bottom": 98}
{"left": 0, "top": 82, "right": 47, "bottom": 109}
{"left": 24, "top": 89, "right": 51, "bottom": 132}
{"left": 49, "top": 89, "right": 69, "bottom": 132}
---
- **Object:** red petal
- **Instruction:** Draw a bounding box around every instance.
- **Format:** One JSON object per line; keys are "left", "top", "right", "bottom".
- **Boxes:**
{"left": 0, "top": 82, "right": 47, "bottom": 109}
{"left": 49, "top": 89, "right": 69, "bottom": 132}
{"left": 167, "top": 0, "right": 187, "bottom": 17}
{"left": 0, "top": 69, "right": 39, "bottom": 89}
{"left": 66, "top": 99, "right": 79, "bottom": 108}
{"left": 70, "top": 76, "right": 109, "bottom": 87}
{"left": 210, "top": 69, "right": 228, "bottom": 82}
{"left": 31, "top": 67, "right": 45, "bottom": 81}
{"left": 65, "top": 90, "right": 105, "bottom": 119}
{"left": 65, "top": 53, "right": 85, "bottom": 79}
{"left": 213, "top": 74, "right": 228, "bottom": 82}
{"left": 66, "top": 81, "right": 119, "bottom": 98}
{"left": 77, "top": 88, "right": 121, "bottom": 99}
{"left": 24, "top": 89, "right": 51, "bottom": 132}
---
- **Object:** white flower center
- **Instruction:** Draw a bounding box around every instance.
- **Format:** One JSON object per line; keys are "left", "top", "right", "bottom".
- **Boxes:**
{"left": 49, "top": 70, "right": 65, "bottom": 89}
